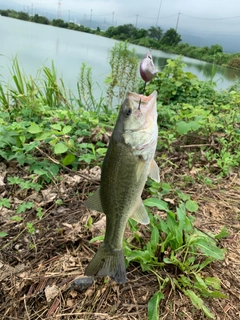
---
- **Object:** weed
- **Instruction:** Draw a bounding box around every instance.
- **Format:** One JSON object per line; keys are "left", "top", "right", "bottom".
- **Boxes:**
{"left": 0, "top": 231, "right": 8, "bottom": 237}
{"left": 77, "top": 62, "right": 98, "bottom": 111}
{"left": 105, "top": 41, "right": 139, "bottom": 107}
{"left": 26, "top": 222, "right": 36, "bottom": 235}
{"left": 125, "top": 195, "right": 227, "bottom": 319}
{"left": 0, "top": 198, "right": 11, "bottom": 208}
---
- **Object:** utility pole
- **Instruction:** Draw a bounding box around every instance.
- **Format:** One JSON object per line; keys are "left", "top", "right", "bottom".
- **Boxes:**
{"left": 176, "top": 11, "right": 180, "bottom": 31}
{"left": 135, "top": 14, "right": 138, "bottom": 28}
{"left": 102, "top": 18, "right": 107, "bottom": 30}
{"left": 57, "top": 0, "right": 61, "bottom": 19}
{"left": 156, "top": 0, "right": 163, "bottom": 26}
{"left": 68, "top": 10, "right": 70, "bottom": 22}
{"left": 89, "top": 9, "right": 93, "bottom": 28}
{"left": 112, "top": 12, "right": 114, "bottom": 26}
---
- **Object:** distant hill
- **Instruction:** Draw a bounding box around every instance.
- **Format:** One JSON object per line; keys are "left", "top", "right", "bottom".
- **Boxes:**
{"left": 177, "top": 32, "right": 240, "bottom": 54}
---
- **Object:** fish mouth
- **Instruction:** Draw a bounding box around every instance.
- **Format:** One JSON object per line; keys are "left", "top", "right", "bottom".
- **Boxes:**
{"left": 127, "top": 90, "right": 157, "bottom": 124}
{"left": 127, "top": 90, "right": 157, "bottom": 111}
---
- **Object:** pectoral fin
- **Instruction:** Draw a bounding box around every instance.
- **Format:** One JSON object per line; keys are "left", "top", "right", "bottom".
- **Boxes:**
{"left": 136, "top": 160, "right": 145, "bottom": 182}
{"left": 84, "top": 188, "right": 104, "bottom": 213}
{"left": 131, "top": 200, "right": 150, "bottom": 225}
{"left": 148, "top": 159, "right": 160, "bottom": 182}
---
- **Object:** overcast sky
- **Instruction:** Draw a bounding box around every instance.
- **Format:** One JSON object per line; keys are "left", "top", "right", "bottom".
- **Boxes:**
{"left": 3, "top": 0, "right": 240, "bottom": 37}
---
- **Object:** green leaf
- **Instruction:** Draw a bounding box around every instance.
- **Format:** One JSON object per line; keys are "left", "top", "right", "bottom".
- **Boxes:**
{"left": 16, "top": 201, "right": 34, "bottom": 214}
{"left": 62, "top": 125, "right": 72, "bottom": 134}
{"left": 194, "top": 274, "right": 208, "bottom": 289}
{"left": 51, "top": 123, "right": 62, "bottom": 131}
{"left": 178, "top": 275, "right": 192, "bottom": 287}
{"left": 175, "top": 80, "right": 183, "bottom": 87}
{"left": 176, "top": 121, "right": 191, "bottom": 135}
{"left": 215, "top": 226, "right": 229, "bottom": 239}
{"left": 79, "top": 153, "right": 96, "bottom": 164}
{"left": 186, "top": 199, "right": 199, "bottom": 212}
{"left": 205, "top": 277, "right": 221, "bottom": 290}
{"left": 184, "top": 289, "right": 214, "bottom": 319}
{"left": 150, "top": 225, "right": 160, "bottom": 253}
{"left": 89, "top": 235, "right": 104, "bottom": 243}
{"left": 0, "top": 231, "right": 8, "bottom": 237}
{"left": 189, "top": 120, "right": 200, "bottom": 131}
{"left": 16, "top": 153, "right": 26, "bottom": 166}
{"left": 11, "top": 215, "right": 23, "bottom": 221}
{"left": 0, "top": 198, "right": 11, "bottom": 208}
{"left": 27, "top": 123, "right": 43, "bottom": 134}
{"left": 176, "top": 202, "right": 187, "bottom": 230}
{"left": 148, "top": 291, "right": 164, "bottom": 320}
{"left": 36, "top": 131, "right": 52, "bottom": 140}
{"left": 96, "top": 147, "right": 107, "bottom": 156}
{"left": 54, "top": 142, "right": 68, "bottom": 154}
{"left": 196, "top": 237, "right": 225, "bottom": 260}
{"left": 62, "top": 153, "right": 76, "bottom": 166}
{"left": 144, "top": 198, "right": 169, "bottom": 212}
{"left": 202, "top": 304, "right": 220, "bottom": 318}
{"left": 178, "top": 192, "right": 190, "bottom": 201}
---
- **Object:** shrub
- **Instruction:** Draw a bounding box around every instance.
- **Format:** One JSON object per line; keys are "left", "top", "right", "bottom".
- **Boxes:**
{"left": 228, "top": 56, "right": 240, "bottom": 69}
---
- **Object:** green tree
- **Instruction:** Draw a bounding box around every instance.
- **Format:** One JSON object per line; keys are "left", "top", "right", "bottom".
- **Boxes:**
{"left": 148, "top": 26, "right": 163, "bottom": 41}
{"left": 67, "top": 22, "right": 76, "bottom": 30}
{"left": 104, "top": 26, "right": 116, "bottom": 38}
{"left": 136, "top": 28, "right": 148, "bottom": 39}
{"left": 104, "top": 24, "right": 138, "bottom": 40}
{"left": 31, "top": 14, "right": 49, "bottom": 25}
{"left": 0, "top": 10, "right": 9, "bottom": 17}
{"left": 161, "top": 28, "right": 182, "bottom": 46}
{"left": 209, "top": 44, "right": 223, "bottom": 55}
{"left": 52, "top": 19, "right": 68, "bottom": 28}
{"left": 17, "top": 11, "right": 29, "bottom": 21}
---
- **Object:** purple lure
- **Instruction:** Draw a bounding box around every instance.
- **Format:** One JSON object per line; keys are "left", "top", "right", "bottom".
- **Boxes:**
{"left": 140, "top": 52, "right": 158, "bottom": 83}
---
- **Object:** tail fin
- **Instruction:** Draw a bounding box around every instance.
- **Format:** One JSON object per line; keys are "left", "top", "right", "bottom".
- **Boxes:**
{"left": 85, "top": 243, "right": 126, "bottom": 284}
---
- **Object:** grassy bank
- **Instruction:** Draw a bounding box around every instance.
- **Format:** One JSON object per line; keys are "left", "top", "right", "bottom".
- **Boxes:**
{"left": 0, "top": 43, "right": 240, "bottom": 319}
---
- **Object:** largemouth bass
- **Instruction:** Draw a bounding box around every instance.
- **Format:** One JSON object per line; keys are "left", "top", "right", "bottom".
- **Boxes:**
{"left": 84, "top": 90, "right": 160, "bottom": 283}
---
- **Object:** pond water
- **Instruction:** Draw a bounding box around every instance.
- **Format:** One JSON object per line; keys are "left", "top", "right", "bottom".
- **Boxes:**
{"left": 1, "top": 16, "right": 240, "bottom": 100}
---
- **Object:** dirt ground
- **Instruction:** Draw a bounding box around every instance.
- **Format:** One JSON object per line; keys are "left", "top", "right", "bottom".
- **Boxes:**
{"left": 0, "top": 153, "right": 240, "bottom": 320}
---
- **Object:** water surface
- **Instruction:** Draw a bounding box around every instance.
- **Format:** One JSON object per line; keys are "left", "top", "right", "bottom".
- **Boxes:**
{"left": 1, "top": 16, "right": 239, "bottom": 99}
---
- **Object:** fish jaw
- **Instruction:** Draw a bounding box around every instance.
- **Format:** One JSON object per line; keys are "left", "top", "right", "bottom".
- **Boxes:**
{"left": 123, "top": 91, "right": 158, "bottom": 160}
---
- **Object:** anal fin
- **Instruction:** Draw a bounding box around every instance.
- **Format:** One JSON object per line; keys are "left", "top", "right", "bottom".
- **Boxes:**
{"left": 84, "top": 188, "right": 104, "bottom": 213}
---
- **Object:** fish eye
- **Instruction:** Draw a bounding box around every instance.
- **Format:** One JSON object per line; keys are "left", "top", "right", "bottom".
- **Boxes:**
{"left": 123, "top": 107, "right": 132, "bottom": 117}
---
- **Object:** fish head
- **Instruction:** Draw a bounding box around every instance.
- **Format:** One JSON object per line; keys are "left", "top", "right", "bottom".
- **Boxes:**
{"left": 119, "top": 91, "right": 158, "bottom": 160}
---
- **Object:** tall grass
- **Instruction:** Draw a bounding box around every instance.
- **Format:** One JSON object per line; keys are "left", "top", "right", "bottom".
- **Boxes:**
{"left": 0, "top": 43, "right": 140, "bottom": 113}
{"left": 105, "top": 41, "right": 139, "bottom": 108}
{"left": 0, "top": 57, "right": 72, "bottom": 113}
